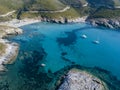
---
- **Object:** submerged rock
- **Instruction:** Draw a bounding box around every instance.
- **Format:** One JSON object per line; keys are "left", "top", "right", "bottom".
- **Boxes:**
{"left": 58, "top": 69, "right": 108, "bottom": 90}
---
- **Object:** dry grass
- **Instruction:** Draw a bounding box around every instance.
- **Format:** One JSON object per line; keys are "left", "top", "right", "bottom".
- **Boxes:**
{"left": 0, "top": 43, "right": 6, "bottom": 55}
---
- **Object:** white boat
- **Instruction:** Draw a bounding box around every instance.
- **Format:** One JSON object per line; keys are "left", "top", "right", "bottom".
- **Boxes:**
{"left": 81, "top": 34, "right": 87, "bottom": 39}
{"left": 41, "top": 63, "right": 46, "bottom": 67}
{"left": 93, "top": 40, "right": 100, "bottom": 44}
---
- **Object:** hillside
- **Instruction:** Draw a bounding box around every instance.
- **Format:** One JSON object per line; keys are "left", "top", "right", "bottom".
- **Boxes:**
{"left": 0, "top": 0, "right": 24, "bottom": 14}
{"left": 59, "top": 0, "right": 88, "bottom": 7}
{"left": 87, "top": 0, "right": 120, "bottom": 8}
{"left": 29, "top": 0, "right": 66, "bottom": 11}
{"left": 0, "top": 0, "right": 82, "bottom": 21}
{"left": 0, "top": 0, "right": 120, "bottom": 23}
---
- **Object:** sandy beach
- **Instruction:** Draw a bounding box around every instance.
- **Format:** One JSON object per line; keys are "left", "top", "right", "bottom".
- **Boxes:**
{"left": 0, "top": 18, "right": 41, "bottom": 28}
{"left": 0, "top": 16, "right": 87, "bottom": 28}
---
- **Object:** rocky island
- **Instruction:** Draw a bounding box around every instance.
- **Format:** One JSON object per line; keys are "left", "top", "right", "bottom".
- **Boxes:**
{"left": 58, "top": 69, "right": 108, "bottom": 90}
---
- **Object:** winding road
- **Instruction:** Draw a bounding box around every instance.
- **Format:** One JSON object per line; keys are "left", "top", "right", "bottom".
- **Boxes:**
{"left": 0, "top": 10, "right": 16, "bottom": 17}
{"left": 0, "top": 6, "right": 70, "bottom": 18}
{"left": 0, "top": 6, "right": 70, "bottom": 17}
{"left": 29, "top": 6, "right": 70, "bottom": 13}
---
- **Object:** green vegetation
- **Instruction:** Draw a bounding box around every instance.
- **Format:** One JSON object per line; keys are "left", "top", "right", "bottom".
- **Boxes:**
{"left": 0, "top": 43, "right": 6, "bottom": 55}
{"left": 20, "top": 8, "right": 80, "bottom": 19}
{"left": 87, "top": 0, "right": 120, "bottom": 8}
{"left": 0, "top": 0, "right": 24, "bottom": 14}
{"left": 87, "top": 0, "right": 114, "bottom": 7}
{"left": 89, "top": 8, "right": 120, "bottom": 18}
{"left": 30, "top": 0, "right": 65, "bottom": 11}
{"left": 39, "top": 8, "right": 80, "bottom": 19}
{"left": 0, "top": 13, "right": 17, "bottom": 22}
{"left": 20, "top": 12, "right": 40, "bottom": 19}
{"left": 59, "top": 0, "right": 87, "bottom": 7}
{"left": 0, "top": 0, "right": 120, "bottom": 22}
{"left": 75, "top": 6, "right": 91, "bottom": 16}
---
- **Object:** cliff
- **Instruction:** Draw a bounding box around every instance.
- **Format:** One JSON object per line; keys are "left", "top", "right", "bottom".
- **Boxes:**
{"left": 87, "top": 18, "right": 120, "bottom": 29}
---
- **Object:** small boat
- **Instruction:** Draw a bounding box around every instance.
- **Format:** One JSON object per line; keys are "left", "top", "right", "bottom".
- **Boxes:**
{"left": 81, "top": 34, "right": 87, "bottom": 39}
{"left": 92, "top": 40, "right": 100, "bottom": 44}
{"left": 41, "top": 63, "right": 46, "bottom": 67}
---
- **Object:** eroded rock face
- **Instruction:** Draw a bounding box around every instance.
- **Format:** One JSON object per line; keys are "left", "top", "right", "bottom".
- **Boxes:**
{"left": 42, "top": 16, "right": 87, "bottom": 24}
{"left": 88, "top": 18, "right": 120, "bottom": 29}
{"left": 0, "top": 25, "right": 23, "bottom": 38}
{"left": 0, "top": 39, "right": 19, "bottom": 71}
{"left": 0, "top": 25, "right": 22, "bottom": 71}
{"left": 58, "top": 69, "right": 108, "bottom": 90}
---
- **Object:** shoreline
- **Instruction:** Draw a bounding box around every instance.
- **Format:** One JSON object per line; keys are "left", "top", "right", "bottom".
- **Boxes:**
{"left": 0, "top": 16, "right": 87, "bottom": 28}
{"left": 0, "top": 24, "right": 23, "bottom": 71}
{"left": 0, "top": 39, "right": 19, "bottom": 71}
{"left": 0, "top": 16, "right": 86, "bottom": 71}
{"left": 58, "top": 68, "right": 108, "bottom": 90}
{"left": 0, "top": 18, "right": 42, "bottom": 28}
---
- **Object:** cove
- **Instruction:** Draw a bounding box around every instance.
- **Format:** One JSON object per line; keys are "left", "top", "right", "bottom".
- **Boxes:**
{"left": 0, "top": 22, "right": 120, "bottom": 89}
{"left": 18, "top": 22, "right": 120, "bottom": 78}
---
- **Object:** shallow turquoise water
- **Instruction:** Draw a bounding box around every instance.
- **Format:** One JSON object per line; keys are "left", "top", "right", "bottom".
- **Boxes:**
{"left": 17, "top": 22, "right": 120, "bottom": 78}
{"left": 1, "top": 22, "right": 120, "bottom": 89}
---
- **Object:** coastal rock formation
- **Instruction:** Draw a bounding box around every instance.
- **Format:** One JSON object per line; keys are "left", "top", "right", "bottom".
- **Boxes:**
{"left": 42, "top": 16, "right": 87, "bottom": 24}
{"left": 0, "top": 25, "right": 22, "bottom": 71}
{"left": 88, "top": 18, "right": 120, "bottom": 29}
{"left": 58, "top": 69, "right": 108, "bottom": 90}
{"left": 0, "top": 25, "right": 23, "bottom": 38}
{"left": 0, "top": 39, "right": 19, "bottom": 71}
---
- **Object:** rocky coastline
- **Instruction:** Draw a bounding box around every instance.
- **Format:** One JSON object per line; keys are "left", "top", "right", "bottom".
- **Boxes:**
{"left": 0, "top": 17, "right": 120, "bottom": 89}
{"left": 54, "top": 65, "right": 120, "bottom": 90}
{"left": 0, "top": 16, "right": 120, "bottom": 71}
{"left": 58, "top": 69, "right": 108, "bottom": 90}
{"left": 87, "top": 18, "right": 120, "bottom": 29}
{"left": 0, "top": 39, "right": 19, "bottom": 71}
{"left": 0, "top": 16, "right": 87, "bottom": 28}
{"left": 41, "top": 16, "right": 87, "bottom": 24}
{"left": 1, "top": 16, "right": 120, "bottom": 30}
{"left": 0, "top": 25, "right": 23, "bottom": 71}
{"left": 41, "top": 16, "right": 120, "bottom": 30}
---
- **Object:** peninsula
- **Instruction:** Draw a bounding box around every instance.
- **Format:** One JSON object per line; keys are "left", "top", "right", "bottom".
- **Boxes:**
{"left": 0, "top": 25, "right": 22, "bottom": 71}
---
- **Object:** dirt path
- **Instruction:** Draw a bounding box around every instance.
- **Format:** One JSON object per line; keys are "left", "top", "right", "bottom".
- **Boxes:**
{"left": 29, "top": 6, "right": 70, "bottom": 13}
{"left": 0, "top": 10, "right": 16, "bottom": 17}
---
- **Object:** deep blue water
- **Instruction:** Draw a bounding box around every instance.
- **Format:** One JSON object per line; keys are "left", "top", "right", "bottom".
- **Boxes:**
{"left": 1, "top": 22, "right": 120, "bottom": 89}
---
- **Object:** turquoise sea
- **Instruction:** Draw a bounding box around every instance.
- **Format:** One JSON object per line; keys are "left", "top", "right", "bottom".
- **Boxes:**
{"left": 0, "top": 22, "right": 120, "bottom": 90}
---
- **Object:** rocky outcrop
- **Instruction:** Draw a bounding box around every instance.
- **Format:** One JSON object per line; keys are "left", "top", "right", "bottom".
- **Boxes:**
{"left": 87, "top": 18, "right": 120, "bottom": 29}
{"left": 0, "top": 39, "right": 19, "bottom": 71}
{"left": 42, "top": 16, "right": 87, "bottom": 24}
{"left": 0, "top": 25, "right": 23, "bottom": 38}
{"left": 58, "top": 69, "right": 108, "bottom": 90}
{"left": 0, "top": 25, "right": 22, "bottom": 71}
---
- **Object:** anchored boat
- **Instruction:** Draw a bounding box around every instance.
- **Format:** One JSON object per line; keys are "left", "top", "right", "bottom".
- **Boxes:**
{"left": 81, "top": 34, "right": 87, "bottom": 39}
{"left": 93, "top": 40, "right": 100, "bottom": 44}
